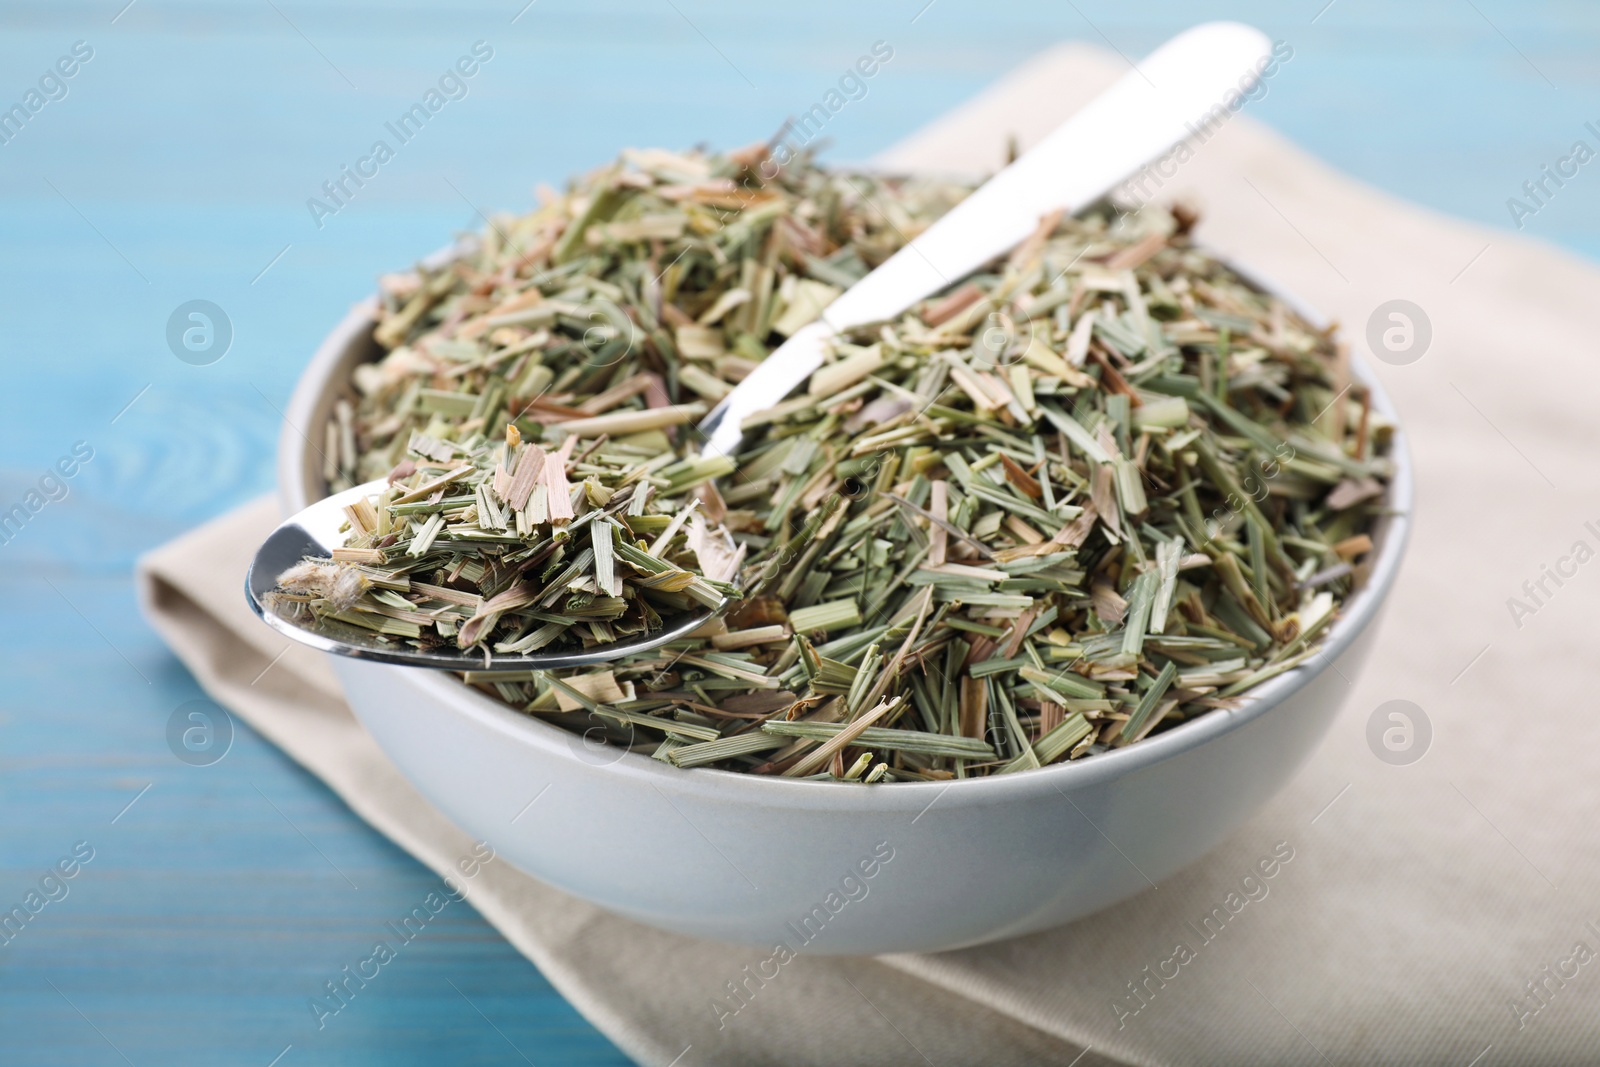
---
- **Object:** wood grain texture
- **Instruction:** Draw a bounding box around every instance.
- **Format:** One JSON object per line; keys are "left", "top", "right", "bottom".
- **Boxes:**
{"left": 0, "top": 1, "right": 1590, "bottom": 1063}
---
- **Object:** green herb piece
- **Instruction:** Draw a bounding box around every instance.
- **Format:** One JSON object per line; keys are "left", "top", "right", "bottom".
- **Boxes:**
{"left": 1119, "top": 660, "right": 1179, "bottom": 745}
{"left": 788, "top": 599, "right": 863, "bottom": 635}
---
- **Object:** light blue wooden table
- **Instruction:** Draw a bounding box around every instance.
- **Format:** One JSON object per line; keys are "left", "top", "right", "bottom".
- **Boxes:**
{"left": 1, "top": 1, "right": 1593, "bottom": 1063}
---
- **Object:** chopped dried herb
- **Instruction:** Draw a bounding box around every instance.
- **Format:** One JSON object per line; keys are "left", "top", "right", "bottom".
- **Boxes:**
{"left": 276, "top": 426, "right": 740, "bottom": 654}
{"left": 326, "top": 145, "right": 1392, "bottom": 781}
{"left": 325, "top": 144, "right": 969, "bottom": 492}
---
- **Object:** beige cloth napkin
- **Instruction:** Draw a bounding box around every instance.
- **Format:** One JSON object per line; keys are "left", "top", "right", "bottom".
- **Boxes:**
{"left": 139, "top": 44, "right": 1600, "bottom": 1067}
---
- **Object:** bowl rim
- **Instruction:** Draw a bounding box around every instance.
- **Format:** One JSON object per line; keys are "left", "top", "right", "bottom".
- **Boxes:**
{"left": 282, "top": 251, "right": 1412, "bottom": 809}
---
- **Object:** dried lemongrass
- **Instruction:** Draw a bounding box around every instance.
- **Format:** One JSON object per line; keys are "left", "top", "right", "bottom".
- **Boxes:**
{"left": 331, "top": 151, "right": 1392, "bottom": 781}
{"left": 327, "top": 143, "right": 969, "bottom": 494}
{"left": 277, "top": 425, "right": 739, "bottom": 655}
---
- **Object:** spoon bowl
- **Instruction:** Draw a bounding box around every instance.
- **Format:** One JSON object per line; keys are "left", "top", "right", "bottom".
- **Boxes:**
{"left": 245, "top": 480, "right": 716, "bottom": 671}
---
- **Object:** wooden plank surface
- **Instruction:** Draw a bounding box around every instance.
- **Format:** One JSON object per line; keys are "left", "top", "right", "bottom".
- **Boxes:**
{"left": 0, "top": 1, "right": 1591, "bottom": 1063}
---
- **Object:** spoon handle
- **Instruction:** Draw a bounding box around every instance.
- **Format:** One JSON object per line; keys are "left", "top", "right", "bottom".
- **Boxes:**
{"left": 698, "top": 21, "right": 1274, "bottom": 457}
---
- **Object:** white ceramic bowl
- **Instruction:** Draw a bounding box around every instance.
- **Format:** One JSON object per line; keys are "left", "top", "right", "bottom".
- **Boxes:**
{"left": 279, "top": 268, "right": 1411, "bottom": 955}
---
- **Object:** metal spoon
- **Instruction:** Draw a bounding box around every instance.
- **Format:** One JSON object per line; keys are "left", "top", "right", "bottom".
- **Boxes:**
{"left": 247, "top": 21, "right": 1273, "bottom": 670}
